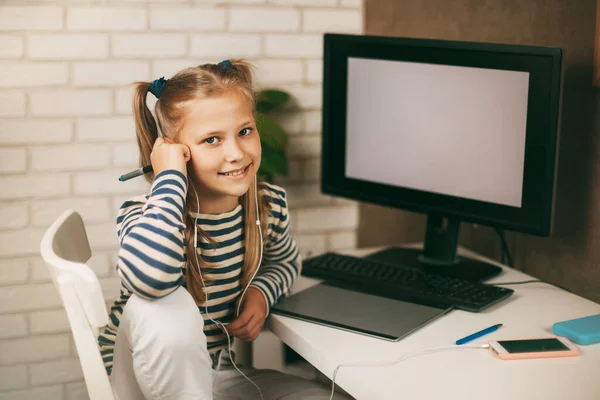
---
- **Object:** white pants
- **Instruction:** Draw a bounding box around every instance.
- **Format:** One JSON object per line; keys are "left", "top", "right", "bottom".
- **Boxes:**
{"left": 110, "top": 286, "right": 351, "bottom": 400}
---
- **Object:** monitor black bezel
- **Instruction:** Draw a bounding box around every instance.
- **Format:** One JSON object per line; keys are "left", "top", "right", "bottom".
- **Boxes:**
{"left": 321, "top": 33, "right": 562, "bottom": 236}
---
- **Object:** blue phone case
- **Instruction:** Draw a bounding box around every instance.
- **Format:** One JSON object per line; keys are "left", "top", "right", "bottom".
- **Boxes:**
{"left": 552, "top": 314, "right": 600, "bottom": 345}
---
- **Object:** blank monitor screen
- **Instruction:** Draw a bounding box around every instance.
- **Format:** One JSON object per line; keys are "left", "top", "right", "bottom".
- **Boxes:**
{"left": 322, "top": 34, "right": 562, "bottom": 236}
{"left": 345, "top": 57, "right": 529, "bottom": 208}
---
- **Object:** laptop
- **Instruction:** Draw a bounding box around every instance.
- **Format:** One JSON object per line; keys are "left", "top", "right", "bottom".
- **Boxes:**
{"left": 271, "top": 283, "right": 453, "bottom": 341}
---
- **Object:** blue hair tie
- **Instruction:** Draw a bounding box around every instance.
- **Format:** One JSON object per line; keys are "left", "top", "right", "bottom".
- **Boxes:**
{"left": 218, "top": 60, "right": 234, "bottom": 69}
{"left": 149, "top": 77, "right": 168, "bottom": 98}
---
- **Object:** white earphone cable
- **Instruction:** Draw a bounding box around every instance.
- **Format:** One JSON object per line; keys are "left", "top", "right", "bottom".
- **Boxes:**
{"left": 328, "top": 344, "right": 490, "bottom": 400}
{"left": 191, "top": 177, "right": 264, "bottom": 400}
{"left": 236, "top": 176, "right": 263, "bottom": 318}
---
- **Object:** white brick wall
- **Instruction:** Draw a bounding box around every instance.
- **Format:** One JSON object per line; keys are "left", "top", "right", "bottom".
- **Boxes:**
{"left": 0, "top": 120, "right": 73, "bottom": 144}
{"left": 265, "top": 34, "right": 323, "bottom": 57}
{"left": 0, "top": 0, "right": 363, "bottom": 397}
{"left": 0, "top": 7, "right": 63, "bottom": 31}
{"left": 30, "top": 90, "right": 112, "bottom": 117}
{"left": 0, "top": 37, "right": 24, "bottom": 58}
{"left": 190, "top": 34, "right": 262, "bottom": 57}
{"left": 72, "top": 61, "right": 151, "bottom": 87}
{"left": 28, "top": 35, "right": 109, "bottom": 60}
{"left": 0, "top": 203, "right": 28, "bottom": 228}
{"left": 230, "top": 7, "right": 300, "bottom": 32}
{"left": 75, "top": 117, "right": 134, "bottom": 142}
{"left": 0, "top": 92, "right": 26, "bottom": 117}
{"left": 30, "top": 198, "right": 112, "bottom": 227}
{"left": 112, "top": 34, "right": 188, "bottom": 58}
{"left": 0, "top": 149, "right": 27, "bottom": 173}
{"left": 31, "top": 145, "right": 111, "bottom": 171}
{"left": 149, "top": 8, "right": 226, "bottom": 30}
{"left": 0, "top": 314, "right": 27, "bottom": 338}
{"left": 0, "top": 62, "right": 68, "bottom": 88}
{"left": 67, "top": 8, "right": 147, "bottom": 31}
{"left": 0, "top": 174, "right": 70, "bottom": 200}
{"left": 303, "top": 9, "right": 362, "bottom": 33}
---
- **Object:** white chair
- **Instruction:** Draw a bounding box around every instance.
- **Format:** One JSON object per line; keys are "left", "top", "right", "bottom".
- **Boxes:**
{"left": 40, "top": 210, "right": 259, "bottom": 399}
{"left": 40, "top": 210, "right": 116, "bottom": 400}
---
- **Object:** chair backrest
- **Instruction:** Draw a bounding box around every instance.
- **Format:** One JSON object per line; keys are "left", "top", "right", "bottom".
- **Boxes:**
{"left": 40, "top": 210, "right": 114, "bottom": 400}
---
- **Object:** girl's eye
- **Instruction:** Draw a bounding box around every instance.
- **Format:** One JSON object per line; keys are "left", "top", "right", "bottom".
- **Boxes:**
{"left": 239, "top": 127, "right": 252, "bottom": 136}
{"left": 204, "top": 136, "right": 219, "bottom": 144}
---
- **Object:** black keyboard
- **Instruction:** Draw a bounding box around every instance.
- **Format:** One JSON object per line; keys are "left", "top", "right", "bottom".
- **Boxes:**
{"left": 301, "top": 252, "right": 514, "bottom": 312}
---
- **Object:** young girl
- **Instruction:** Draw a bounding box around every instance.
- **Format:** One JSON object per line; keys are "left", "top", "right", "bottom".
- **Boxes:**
{"left": 98, "top": 60, "right": 351, "bottom": 400}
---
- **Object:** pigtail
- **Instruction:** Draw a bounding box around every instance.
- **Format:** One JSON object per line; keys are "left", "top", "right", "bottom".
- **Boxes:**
{"left": 183, "top": 180, "right": 220, "bottom": 306}
{"left": 229, "top": 59, "right": 254, "bottom": 89}
{"left": 183, "top": 208, "right": 208, "bottom": 306}
{"left": 240, "top": 181, "right": 271, "bottom": 288}
{"left": 133, "top": 81, "right": 159, "bottom": 184}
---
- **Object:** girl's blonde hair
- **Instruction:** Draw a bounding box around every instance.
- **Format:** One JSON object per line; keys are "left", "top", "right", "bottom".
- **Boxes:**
{"left": 132, "top": 60, "right": 270, "bottom": 305}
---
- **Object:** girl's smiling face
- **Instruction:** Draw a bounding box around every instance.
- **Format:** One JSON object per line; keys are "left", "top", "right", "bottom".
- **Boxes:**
{"left": 177, "top": 89, "right": 261, "bottom": 214}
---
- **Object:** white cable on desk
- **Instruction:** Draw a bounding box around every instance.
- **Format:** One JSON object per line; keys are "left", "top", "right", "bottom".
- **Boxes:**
{"left": 493, "top": 279, "right": 543, "bottom": 285}
{"left": 329, "top": 344, "right": 490, "bottom": 400}
{"left": 493, "top": 279, "right": 574, "bottom": 294}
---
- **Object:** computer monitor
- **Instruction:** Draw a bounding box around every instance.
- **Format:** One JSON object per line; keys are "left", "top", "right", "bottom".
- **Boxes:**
{"left": 321, "top": 33, "right": 563, "bottom": 282}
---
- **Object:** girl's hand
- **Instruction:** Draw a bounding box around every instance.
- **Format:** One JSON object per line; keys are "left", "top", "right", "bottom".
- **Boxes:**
{"left": 150, "top": 137, "right": 191, "bottom": 177}
{"left": 225, "top": 288, "right": 268, "bottom": 341}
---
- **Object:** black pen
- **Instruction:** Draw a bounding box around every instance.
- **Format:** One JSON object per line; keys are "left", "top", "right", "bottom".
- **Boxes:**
{"left": 119, "top": 165, "right": 153, "bottom": 181}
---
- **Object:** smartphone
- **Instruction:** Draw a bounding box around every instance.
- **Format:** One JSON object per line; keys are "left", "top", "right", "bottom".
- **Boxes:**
{"left": 488, "top": 337, "right": 580, "bottom": 360}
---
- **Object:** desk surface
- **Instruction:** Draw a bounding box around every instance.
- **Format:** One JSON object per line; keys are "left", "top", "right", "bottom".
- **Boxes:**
{"left": 267, "top": 246, "right": 600, "bottom": 400}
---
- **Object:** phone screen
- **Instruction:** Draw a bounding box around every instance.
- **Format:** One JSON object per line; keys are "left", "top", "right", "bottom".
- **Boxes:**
{"left": 498, "top": 338, "right": 569, "bottom": 353}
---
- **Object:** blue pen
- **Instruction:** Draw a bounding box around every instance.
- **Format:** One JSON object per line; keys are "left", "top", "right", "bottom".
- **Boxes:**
{"left": 456, "top": 323, "right": 503, "bottom": 345}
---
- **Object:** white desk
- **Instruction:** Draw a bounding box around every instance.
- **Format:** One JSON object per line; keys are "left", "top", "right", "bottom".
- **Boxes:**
{"left": 267, "top": 246, "right": 600, "bottom": 400}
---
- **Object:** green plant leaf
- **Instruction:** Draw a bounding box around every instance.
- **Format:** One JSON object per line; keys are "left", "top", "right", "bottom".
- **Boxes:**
{"left": 256, "top": 113, "right": 288, "bottom": 151}
{"left": 259, "top": 144, "right": 288, "bottom": 177}
{"left": 254, "top": 88, "right": 291, "bottom": 180}
{"left": 256, "top": 90, "right": 290, "bottom": 113}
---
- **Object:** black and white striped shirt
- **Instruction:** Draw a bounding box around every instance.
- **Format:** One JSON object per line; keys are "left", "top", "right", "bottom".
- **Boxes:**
{"left": 98, "top": 170, "right": 301, "bottom": 375}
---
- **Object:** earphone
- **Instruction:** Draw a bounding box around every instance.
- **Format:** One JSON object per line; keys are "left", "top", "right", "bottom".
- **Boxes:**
{"left": 191, "top": 175, "right": 264, "bottom": 400}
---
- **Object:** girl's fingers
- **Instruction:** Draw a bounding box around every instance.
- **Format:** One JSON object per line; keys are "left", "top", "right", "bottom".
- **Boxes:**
{"left": 249, "top": 325, "right": 262, "bottom": 341}
{"left": 230, "top": 315, "right": 259, "bottom": 338}
{"left": 241, "top": 319, "right": 259, "bottom": 337}
{"left": 226, "top": 311, "right": 253, "bottom": 335}
{"left": 240, "top": 323, "right": 262, "bottom": 341}
{"left": 239, "top": 318, "right": 263, "bottom": 341}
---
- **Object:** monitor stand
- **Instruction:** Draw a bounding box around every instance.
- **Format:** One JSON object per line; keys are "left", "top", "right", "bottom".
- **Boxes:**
{"left": 364, "top": 214, "right": 502, "bottom": 282}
